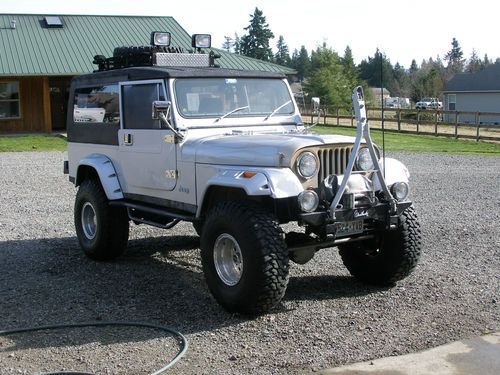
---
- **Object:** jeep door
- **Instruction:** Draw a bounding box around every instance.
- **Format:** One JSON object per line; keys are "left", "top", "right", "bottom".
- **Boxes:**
{"left": 118, "top": 80, "right": 177, "bottom": 198}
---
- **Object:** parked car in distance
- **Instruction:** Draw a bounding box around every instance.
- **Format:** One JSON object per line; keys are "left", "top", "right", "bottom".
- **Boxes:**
{"left": 415, "top": 97, "right": 442, "bottom": 110}
{"left": 385, "top": 97, "right": 410, "bottom": 109}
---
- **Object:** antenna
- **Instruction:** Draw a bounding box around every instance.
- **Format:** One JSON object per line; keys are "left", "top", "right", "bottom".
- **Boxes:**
{"left": 379, "top": 51, "right": 386, "bottom": 178}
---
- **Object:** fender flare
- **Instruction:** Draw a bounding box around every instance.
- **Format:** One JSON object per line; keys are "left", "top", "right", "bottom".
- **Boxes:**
{"left": 372, "top": 157, "right": 410, "bottom": 191}
{"left": 197, "top": 167, "right": 304, "bottom": 216}
{"left": 76, "top": 154, "right": 124, "bottom": 200}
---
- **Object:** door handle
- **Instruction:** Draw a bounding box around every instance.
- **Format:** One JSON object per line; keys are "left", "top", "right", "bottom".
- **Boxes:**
{"left": 123, "top": 133, "right": 133, "bottom": 145}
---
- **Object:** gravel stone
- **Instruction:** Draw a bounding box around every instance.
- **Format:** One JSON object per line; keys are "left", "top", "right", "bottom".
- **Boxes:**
{"left": 0, "top": 150, "right": 498, "bottom": 374}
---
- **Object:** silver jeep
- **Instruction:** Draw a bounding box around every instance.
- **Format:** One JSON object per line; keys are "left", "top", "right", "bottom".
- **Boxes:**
{"left": 65, "top": 32, "right": 422, "bottom": 314}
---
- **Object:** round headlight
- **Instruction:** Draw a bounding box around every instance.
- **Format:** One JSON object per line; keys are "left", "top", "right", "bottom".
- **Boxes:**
{"left": 298, "top": 190, "right": 319, "bottom": 212}
{"left": 356, "top": 147, "right": 374, "bottom": 171}
{"left": 391, "top": 182, "right": 409, "bottom": 201}
{"left": 297, "top": 152, "right": 318, "bottom": 179}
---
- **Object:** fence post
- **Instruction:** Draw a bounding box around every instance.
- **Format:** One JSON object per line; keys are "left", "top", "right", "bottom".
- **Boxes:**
{"left": 397, "top": 107, "right": 401, "bottom": 131}
{"left": 434, "top": 110, "right": 438, "bottom": 136}
{"left": 381, "top": 107, "right": 385, "bottom": 130}
{"left": 336, "top": 107, "right": 340, "bottom": 126}
{"left": 454, "top": 111, "right": 458, "bottom": 139}
{"left": 416, "top": 110, "right": 420, "bottom": 133}
{"left": 476, "top": 112, "right": 480, "bottom": 141}
{"left": 351, "top": 110, "right": 354, "bottom": 127}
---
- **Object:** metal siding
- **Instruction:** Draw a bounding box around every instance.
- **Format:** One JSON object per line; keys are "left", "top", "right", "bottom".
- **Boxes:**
{"left": 456, "top": 92, "right": 500, "bottom": 124}
{"left": 0, "top": 14, "right": 295, "bottom": 75}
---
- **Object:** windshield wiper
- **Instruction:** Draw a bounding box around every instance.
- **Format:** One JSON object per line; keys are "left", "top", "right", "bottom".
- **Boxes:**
{"left": 264, "top": 100, "right": 292, "bottom": 121}
{"left": 215, "top": 106, "right": 249, "bottom": 122}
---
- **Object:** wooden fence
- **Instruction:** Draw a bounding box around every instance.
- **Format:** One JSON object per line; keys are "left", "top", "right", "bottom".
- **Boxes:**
{"left": 300, "top": 106, "right": 500, "bottom": 142}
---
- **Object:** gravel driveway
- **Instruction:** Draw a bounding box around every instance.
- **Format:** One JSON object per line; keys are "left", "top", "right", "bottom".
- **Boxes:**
{"left": 0, "top": 151, "right": 499, "bottom": 374}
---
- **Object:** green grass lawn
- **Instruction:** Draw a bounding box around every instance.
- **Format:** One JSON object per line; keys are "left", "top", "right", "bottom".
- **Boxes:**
{"left": 0, "top": 131, "right": 499, "bottom": 155}
{"left": 0, "top": 135, "right": 67, "bottom": 152}
{"left": 314, "top": 125, "right": 500, "bottom": 155}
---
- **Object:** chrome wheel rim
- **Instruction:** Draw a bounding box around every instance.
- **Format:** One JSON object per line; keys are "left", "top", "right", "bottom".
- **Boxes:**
{"left": 213, "top": 233, "right": 243, "bottom": 286}
{"left": 81, "top": 202, "right": 97, "bottom": 240}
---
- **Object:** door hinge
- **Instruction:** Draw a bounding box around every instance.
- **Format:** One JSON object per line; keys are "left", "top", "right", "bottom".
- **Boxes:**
{"left": 164, "top": 134, "right": 175, "bottom": 143}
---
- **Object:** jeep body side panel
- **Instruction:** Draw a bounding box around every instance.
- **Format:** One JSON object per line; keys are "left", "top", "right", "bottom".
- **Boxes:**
{"left": 74, "top": 153, "right": 124, "bottom": 200}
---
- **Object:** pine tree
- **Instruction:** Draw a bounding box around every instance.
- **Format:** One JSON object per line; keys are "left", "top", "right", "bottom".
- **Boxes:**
{"left": 393, "top": 62, "right": 411, "bottom": 98}
{"left": 483, "top": 53, "right": 491, "bottom": 68}
{"left": 291, "top": 46, "right": 310, "bottom": 81}
{"left": 233, "top": 33, "right": 241, "bottom": 54}
{"left": 359, "top": 49, "right": 396, "bottom": 95}
{"left": 445, "top": 37, "right": 465, "bottom": 76}
{"left": 274, "top": 35, "right": 291, "bottom": 66}
{"left": 341, "top": 45, "right": 358, "bottom": 81}
{"left": 305, "top": 43, "right": 355, "bottom": 107}
{"left": 239, "top": 8, "right": 275, "bottom": 61}
{"left": 466, "top": 49, "right": 482, "bottom": 73}
{"left": 409, "top": 59, "right": 418, "bottom": 74}
{"left": 222, "top": 36, "right": 233, "bottom": 52}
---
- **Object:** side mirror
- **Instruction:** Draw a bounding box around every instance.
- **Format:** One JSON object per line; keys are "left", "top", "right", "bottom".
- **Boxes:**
{"left": 311, "top": 97, "right": 320, "bottom": 114}
{"left": 152, "top": 100, "right": 171, "bottom": 120}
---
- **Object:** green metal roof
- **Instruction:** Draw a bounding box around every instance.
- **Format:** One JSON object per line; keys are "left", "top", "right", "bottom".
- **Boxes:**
{"left": 0, "top": 14, "right": 295, "bottom": 76}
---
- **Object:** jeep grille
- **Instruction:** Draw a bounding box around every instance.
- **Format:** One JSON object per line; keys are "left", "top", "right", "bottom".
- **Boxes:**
{"left": 317, "top": 147, "right": 353, "bottom": 184}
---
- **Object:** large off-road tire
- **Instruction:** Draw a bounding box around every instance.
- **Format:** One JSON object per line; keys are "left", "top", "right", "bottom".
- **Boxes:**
{"left": 200, "top": 202, "right": 289, "bottom": 314}
{"left": 192, "top": 221, "right": 203, "bottom": 237}
{"left": 74, "top": 179, "right": 129, "bottom": 261}
{"left": 339, "top": 205, "right": 422, "bottom": 285}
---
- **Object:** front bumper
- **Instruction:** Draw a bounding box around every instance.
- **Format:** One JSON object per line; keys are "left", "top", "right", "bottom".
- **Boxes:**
{"left": 299, "top": 200, "right": 412, "bottom": 235}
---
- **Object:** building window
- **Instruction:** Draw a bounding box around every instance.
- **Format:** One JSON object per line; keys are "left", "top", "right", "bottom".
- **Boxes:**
{"left": 448, "top": 94, "right": 456, "bottom": 111}
{"left": 0, "top": 82, "right": 20, "bottom": 119}
{"left": 73, "top": 85, "right": 119, "bottom": 123}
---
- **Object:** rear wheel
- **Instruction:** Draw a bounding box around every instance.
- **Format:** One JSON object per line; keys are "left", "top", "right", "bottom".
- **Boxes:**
{"left": 339, "top": 205, "right": 422, "bottom": 285}
{"left": 201, "top": 202, "right": 289, "bottom": 314}
{"left": 74, "top": 179, "right": 129, "bottom": 261}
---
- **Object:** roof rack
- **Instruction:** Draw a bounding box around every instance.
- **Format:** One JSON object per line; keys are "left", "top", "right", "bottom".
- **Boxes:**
{"left": 93, "top": 32, "right": 220, "bottom": 72}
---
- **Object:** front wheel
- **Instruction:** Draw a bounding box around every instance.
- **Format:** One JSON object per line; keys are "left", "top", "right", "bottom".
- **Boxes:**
{"left": 339, "top": 205, "right": 422, "bottom": 285}
{"left": 74, "top": 179, "right": 129, "bottom": 261}
{"left": 201, "top": 202, "right": 289, "bottom": 314}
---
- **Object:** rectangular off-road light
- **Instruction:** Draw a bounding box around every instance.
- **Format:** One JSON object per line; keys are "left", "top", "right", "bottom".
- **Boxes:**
{"left": 191, "top": 34, "right": 211, "bottom": 48}
{"left": 151, "top": 32, "right": 171, "bottom": 46}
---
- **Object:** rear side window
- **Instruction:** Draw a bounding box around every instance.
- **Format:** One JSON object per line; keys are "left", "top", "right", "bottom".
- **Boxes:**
{"left": 73, "top": 85, "right": 119, "bottom": 123}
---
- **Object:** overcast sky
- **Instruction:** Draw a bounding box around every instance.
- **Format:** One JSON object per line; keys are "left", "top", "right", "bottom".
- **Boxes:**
{"left": 3, "top": 0, "right": 498, "bottom": 68}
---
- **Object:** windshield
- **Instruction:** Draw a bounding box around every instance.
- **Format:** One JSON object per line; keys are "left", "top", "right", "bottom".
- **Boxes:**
{"left": 174, "top": 78, "right": 294, "bottom": 119}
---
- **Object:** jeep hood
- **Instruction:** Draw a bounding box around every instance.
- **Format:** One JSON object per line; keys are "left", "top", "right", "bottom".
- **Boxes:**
{"left": 184, "top": 132, "right": 357, "bottom": 166}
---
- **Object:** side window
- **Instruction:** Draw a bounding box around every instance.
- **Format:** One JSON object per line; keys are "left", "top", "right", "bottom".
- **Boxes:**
{"left": 73, "top": 85, "right": 119, "bottom": 123}
{"left": 0, "top": 82, "right": 21, "bottom": 119}
{"left": 122, "top": 83, "right": 161, "bottom": 129}
{"left": 448, "top": 94, "right": 456, "bottom": 111}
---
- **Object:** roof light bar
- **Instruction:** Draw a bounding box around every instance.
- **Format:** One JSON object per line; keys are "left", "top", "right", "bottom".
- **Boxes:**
{"left": 191, "top": 34, "right": 211, "bottom": 48}
{"left": 151, "top": 32, "right": 171, "bottom": 46}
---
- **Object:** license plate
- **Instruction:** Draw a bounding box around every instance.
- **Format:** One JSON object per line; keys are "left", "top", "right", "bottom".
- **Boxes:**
{"left": 335, "top": 220, "right": 364, "bottom": 237}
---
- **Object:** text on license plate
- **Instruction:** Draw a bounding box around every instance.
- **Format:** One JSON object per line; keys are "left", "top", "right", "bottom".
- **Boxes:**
{"left": 335, "top": 220, "right": 364, "bottom": 237}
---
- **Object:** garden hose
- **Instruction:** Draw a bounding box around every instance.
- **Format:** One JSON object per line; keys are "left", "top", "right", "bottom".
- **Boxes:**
{"left": 0, "top": 321, "right": 188, "bottom": 375}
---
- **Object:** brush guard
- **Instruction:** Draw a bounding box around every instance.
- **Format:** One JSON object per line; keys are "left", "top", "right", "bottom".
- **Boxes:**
{"left": 329, "top": 86, "right": 397, "bottom": 219}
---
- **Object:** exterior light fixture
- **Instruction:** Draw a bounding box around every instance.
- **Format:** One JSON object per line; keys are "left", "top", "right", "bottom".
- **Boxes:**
{"left": 151, "top": 32, "right": 171, "bottom": 46}
{"left": 191, "top": 34, "right": 211, "bottom": 48}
